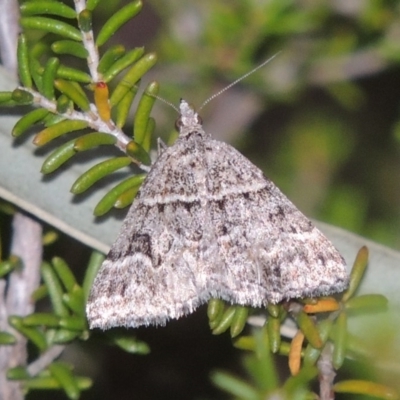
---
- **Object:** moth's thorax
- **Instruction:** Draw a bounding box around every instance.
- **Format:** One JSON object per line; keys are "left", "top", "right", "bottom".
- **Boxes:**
{"left": 176, "top": 99, "right": 209, "bottom": 139}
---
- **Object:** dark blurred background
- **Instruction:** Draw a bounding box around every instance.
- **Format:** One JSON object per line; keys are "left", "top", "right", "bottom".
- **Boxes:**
{"left": 22, "top": 0, "right": 400, "bottom": 398}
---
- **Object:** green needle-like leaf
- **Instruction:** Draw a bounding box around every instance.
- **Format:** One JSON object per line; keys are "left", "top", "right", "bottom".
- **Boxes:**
{"left": 211, "top": 371, "right": 260, "bottom": 400}
{"left": 0, "top": 331, "right": 17, "bottom": 345}
{"left": 115, "top": 84, "right": 139, "bottom": 128}
{"left": 17, "top": 34, "right": 32, "bottom": 88}
{"left": 54, "top": 79, "right": 90, "bottom": 110}
{"left": 70, "top": 157, "right": 131, "bottom": 194}
{"left": 98, "top": 44, "right": 126, "bottom": 74}
{"left": 8, "top": 316, "right": 48, "bottom": 351}
{"left": 11, "top": 89, "right": 33, "bottom": 105}
{"left": 34, "top": 120, "right": 89, "bottom": 146}
{"left": 296, "top": 311, "right": 322, "bottom": 349}
{"left": 41, "top": 262, "right": 69, "bottom": 317}
{"left": 133, "top": 81, "right": 159, "bottom": 145}
{"left": 333, "top": 312, "right": 347, "bottom": 369}
{"left": 63, "top": 286, "right": 85, "bottom": 316}
{"left": 52, "top": 257, "right": 76, "bottom": 292}
{"left": 96, "top": 0, "right": 143, "bottom": 47}
{"left": 20, "top": 1, "right": 77, "bottom": 18}
{"left": 56, "top": 65, "right": 91, "bottom": 83}
{"left": 41, "top": 139, "right": 77, "bottom": 174}
{"left": 102, "top": 47, "right": 144, "bottom": 83}
{"left": 22, "top": 313, "right": 60, "bottom": 327}
{"left": 20, "top": 17, "right": 82, "bottom": 41}
{"left": 94, "top": 174, "right": 145, "bottom": 216}
{"left": 73, "top": 132, "right": 117, "bottom": 151}
{"left": 49, "top": 362, "right": 80, "bottom": 400}
{"left": 42, "top": 57, "right": 60, "bottom": 99}
{"left": 82, "top": 251, "right": 105, "bottom": 302}
{"left": 51, "top": 40, "right": 88, "bottom": 58}
{"left": 230, "top": 306, "right": 249, "bottom": 338}
{"left": 212, "top": 306, "right": 236, "bottom": 335}
{"left": 110, "top": 52, "right": 157, "bottom": 106}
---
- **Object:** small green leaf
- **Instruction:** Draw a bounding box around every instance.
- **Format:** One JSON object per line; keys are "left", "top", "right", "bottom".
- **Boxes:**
{"left": 41, "top": 138, "right": 77, "bottom": 174}
{"left": 111, "top": 333, "right": 150, "bottom": 354}
{"left": 233, "top": 335, "right": 256, "bottom": 351}
{"left": 12, "top": 108, "right": 49, "bottom": 138}
{"left": 133, "top": 81, "right": 159, "bottom": 145}
{"left": 49, "top": 362, "right": 80, "bottom": 400}
{"left": 212, "top": 306, "right": 236, "bottom": 335}
{"left": 110, "top": 53, "right": 157, "bottom": 106}
{"left": 63, "top": 286, "right": 85, "bottom": 315}
{"left": 126, "top": 140, "right": 151, "bottom": 165}
{"left": 17, "top": 34, "right": 32, "bottom": 88}
{"left": 342, "top": 246, "right": 369, "bottom": 302}
{"left": 20, "top": 1, "right": 76, "bottom": 18}
{"left": 115, "top": 84, "right": 139, "bottom": 128}
{"left": 56, "top": 65, "right": 91, "bottom": 83}
{"left": 332, "top": 312, "right": 347, "bottom": 369}
{"left": 303, "top": 319, "right": 333, "bottom": 367}
{"left": 31, "top": 284, "right": 48, "bottom": 302}
{"left": 41, "top": 262, "right": 69, "bottom": 317}
{"left": 86, "top": 0, "right": 101, "bottom": 11}
{"left": 71, "top": 156, "right": 131, "bottom": 194}
{"left": 50, "top": 329, "right": 80, "bottom": 344}
{"left": 8, "top": 316, "right": 48, "bottom": 351}
{"left": 114, "top": 186, "right": 140, "bottom": 209}
{"left": 230, "top": 306, "right": 249, "bottom": 338}
{"left": 22, "top": 313, "right": 60, "bottom": 327}
{"left": 82, "top": 251, "right": 105, "bottom": 302}
{"left": 73, "top": 132, "right": 116, "bottom": 151}
{"left": 78, "top": 9, "right": 92, "bottom": 32}
{"left": 296, "top": 311, "right": 322, "bottom": 349}
{"left": 94, "top": 174, "right": 145, "bottom": 216}
{"left": 267, "top": 304, "right": 281, "bottom": 318}
{"left": 267, "top": 315, "right": 281, "bottom": 353}
{"left": 333, "top": 380, "right": 398, "bottom": 399}
{"left": 0, "top": 331, "right": 17, "bottom": 345}
{"left": 54, "top": 79, "right": 90, "bottom": 110}
{"left": 0, "top": 258, "right": 18, "bottom": 278}
{"left": 12, "top": 89, "right": 33, "bottom": 105}
{"left": 141, "top": 117, "right": 155, "bottom": 152}
{"left": 211, "top": 370, "right": 259, "bottom": 400}
{"left": 42, "top": 57, "right": 60, "bottom": 99}
{"left": 7, "top": 366, "right": 30, "bottom": 380}
{"left": 0, "top": 91, "right": 15, "bottom": 105}
{"left": 207, "top": 298, "right": 225, "bottom": 322}
{"left": 96, "top": 0, "right": 143, "bottom": 47}
{"left": 20, "top": 17, "right": 82, "bottom": 41}
{"left": 51, "top": 40, "right": 88, "bottom": 58}
{"left": 98, "top": 44, "right": 126, "bottom": 74}
{"left": 102, "top": 47, "right": 144, "bottom": 82}
{"left": 33, "top": 120, "right": 89, "bottom": 146}
{"left": 345, "top": 294, "right": 388, "bottom": 313}
{"left": 59, "top": 315, "right": 86, "bottom": 331}
{"left": 52, "top": 257, "right": 76, "bottom": 292}
{"left": 56, "top": 94, "right": 72, "bottom": 114}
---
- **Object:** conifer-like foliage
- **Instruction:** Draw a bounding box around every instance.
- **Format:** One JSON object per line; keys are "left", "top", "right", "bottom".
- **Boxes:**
{"left": 5, "top": 0, "right": 157, "bottom": 216}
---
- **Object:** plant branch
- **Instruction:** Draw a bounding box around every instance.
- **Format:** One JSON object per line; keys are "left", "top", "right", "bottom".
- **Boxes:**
{"left": 318, "top": 342, "right": 336, "bottom": 400}
{"left": 0, "top": 213, "right": 42, "bottom": 400}
{"left": 74, "top": 0, "right": 100, "bottom": 81}
{"left": 0, "top": 0, "right": 20, "bottom": 75}
{"left": 26, "top": 345, "right": 65, "bottom": 377}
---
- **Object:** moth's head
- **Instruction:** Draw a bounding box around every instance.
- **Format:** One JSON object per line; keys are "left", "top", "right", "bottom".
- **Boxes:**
{"left": 175, "top": 99, "right": 203, "bottom": 132}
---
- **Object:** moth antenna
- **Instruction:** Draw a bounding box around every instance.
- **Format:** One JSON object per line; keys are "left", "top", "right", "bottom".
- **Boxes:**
{"left": 150, "top": 94, "right": 179, "bottom": 113}
{"left": 199, "top": 51, "right": 281, "bottom": 111}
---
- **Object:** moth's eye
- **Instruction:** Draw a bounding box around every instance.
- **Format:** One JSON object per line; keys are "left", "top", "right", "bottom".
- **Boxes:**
{"left": 196, "top": 115, "right": 203, "bottom": 125}
{"left": 175, "top": 117, "right": 183, "bottom": 131}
